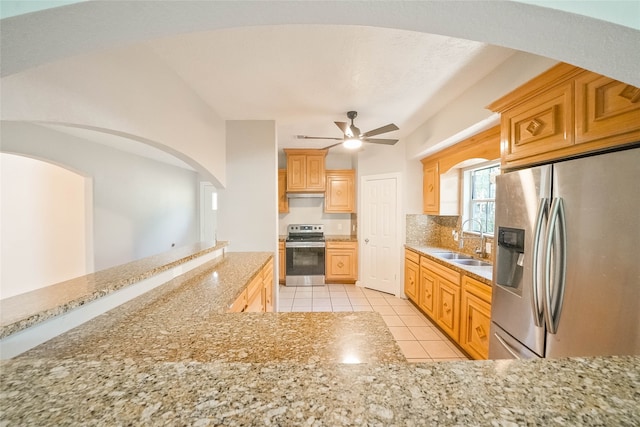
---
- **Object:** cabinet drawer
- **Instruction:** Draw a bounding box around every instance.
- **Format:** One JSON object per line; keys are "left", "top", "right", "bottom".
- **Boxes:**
{"left": 327, "top": 241, "right": 357, "bottom": 250}
{"left": 405, "top": 249, "right": 420, "bottom": 265}
{"left": 421, "top": 257, "right": 460, "bottom": 285}
{"left": 462, "top": 275, "right": 492, "bottom": 303}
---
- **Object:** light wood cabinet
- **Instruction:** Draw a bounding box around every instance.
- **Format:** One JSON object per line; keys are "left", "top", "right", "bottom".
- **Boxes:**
{"left": 278, "top": 169, "right": 288, "bottom": 213}
{"left": 228, "top": 258, "right": 274, "bottom": 313}
{"left": 262, "top": 259, "right": 274, "bottom": 313}
{"left": 278, "top": 241, "right": 285, "bottom": 284}
{"left": 488, "top": 63, "right": 640, "bottom": 170}
{"left": 460, "top": 275, "right": 492, "bottom": 360}
{"left": 325, "top": 170, "right": 355, "bottom": 213}
{"left": 403, "top": 249, "right": 420, "bottom": 302}
{"left": 420, "top": 126, "right": 500, "bottom": 215}
{"left": 422, "top": 258, "right": 461, "bottom": 342}
{"left": 418, "top": 258, "right": 436, "bottom": 319}
{"left": 229, "top": 290, "right": 247, "bottom": 313}
{"left": 326, "top": 241, "right": 358, "bottom": 283}
{"left": 575, "top": 73, "right": 640, "bottom": 146}
{"left": 284, "top": 149, "right": 328, "bottom": 192}
{"left": 422, "top": 161, "right": 439, "bottom": 214}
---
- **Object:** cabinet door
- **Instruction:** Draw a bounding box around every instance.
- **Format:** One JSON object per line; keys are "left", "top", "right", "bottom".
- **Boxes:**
{"left": 305, "top": 154, "right": 326, "bottom": 191}
{"left": 575, "top": 74, "right": 640, "bottom": 146}
{"left": 435, "top": 278, "right": 460, "bottom": 341}
{"left": 422, "top": 162, "right": 439, "bottom": 214}
{"left": 419, "top": 266, "right": 436, "bottom": 318}
{"left": 278, "top": 169, "right": 289, "bottom": 213}
{"left": 325, "top": 170, "right": 355, "bottom": 213}
{"left": 326, "top": 242, "right": 357, "bottom": 282}
{"left": 501, "top": 82, "right": 574, "bottom": 165}
{"left": 228, "top": 290, "right": 247, "bottom": 313}
{"left": 404, "top": 259, "right": 419, "bottom": 303}
{"left": 245, "top": 274, "right": 264, "bottom": 312}
{"left": 461, "top": 291, "right": 491, "bottom": 360}
{"left": 287, "top": 154, "right": 307, "bottom": 191}
{"left": 278, "top": 241, "right": 285, "bottom": 284}
{"left": 262, "top": 259, "right": 274, "bottom": 312}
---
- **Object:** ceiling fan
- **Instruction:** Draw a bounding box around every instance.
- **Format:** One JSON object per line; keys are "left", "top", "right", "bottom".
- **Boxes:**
{"left": 297, "top": 111, "right": 399, "bottom": 150}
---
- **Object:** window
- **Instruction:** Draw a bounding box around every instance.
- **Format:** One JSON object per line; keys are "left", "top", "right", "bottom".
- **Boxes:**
{"left": 462, "top": 162, "right": 500, "bottom": 234}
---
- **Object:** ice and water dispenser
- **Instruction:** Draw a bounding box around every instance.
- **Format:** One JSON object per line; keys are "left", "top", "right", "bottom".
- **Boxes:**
{"left": 496, "top": 227, "right": 525, "bottom": 293}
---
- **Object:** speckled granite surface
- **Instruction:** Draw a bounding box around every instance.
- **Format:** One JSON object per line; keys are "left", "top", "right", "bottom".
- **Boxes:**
{"left": 2, "top": 356, "right": 638, "bottom": 425}
{"left": 2, "top": 247, "right": 638, "bottom": 425}
{"left": 405, "top": 244, "right": 493, "bottom": 285}
{"left": 0, "top": 241, "right": 228, "bottom": 338}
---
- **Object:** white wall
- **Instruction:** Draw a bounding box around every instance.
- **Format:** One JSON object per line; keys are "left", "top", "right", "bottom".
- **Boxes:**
{"left": 1, "top": 153, "right": 90, "bottom": 299}
{"left": 218, "top": 121, "right": 277, "bottom": 252}
{"left": 0, "top": 46, "right": 226, "bottom": 187}
{"left": 1, "top": 122, "right": 200, "bottom": 271}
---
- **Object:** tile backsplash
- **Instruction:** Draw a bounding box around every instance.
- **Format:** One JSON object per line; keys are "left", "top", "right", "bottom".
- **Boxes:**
{"left": 406, "top": 214, "right": 495, "bottom": 262}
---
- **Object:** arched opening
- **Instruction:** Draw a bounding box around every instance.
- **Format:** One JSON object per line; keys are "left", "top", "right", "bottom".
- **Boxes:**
{"left": 0, "top": 153, "right": 93, "bottom": 299}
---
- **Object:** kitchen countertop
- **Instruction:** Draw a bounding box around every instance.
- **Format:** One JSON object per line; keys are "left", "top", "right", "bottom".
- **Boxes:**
{"left": 279, "top": 235, "right": 357, "bottom": 242}
{"left": 0, "top": 241, "right": 228, "bottom": 339}
{"left": 405, "top": 244, "right": 493, "bottom": 285}
{"left": 1, "top": 248, "right": 638, "bottom": 425}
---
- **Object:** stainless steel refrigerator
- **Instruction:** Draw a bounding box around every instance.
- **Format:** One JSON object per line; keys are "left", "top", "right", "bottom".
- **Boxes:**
{"left": 489, "top": 145, "right": 640, "bottom": 359}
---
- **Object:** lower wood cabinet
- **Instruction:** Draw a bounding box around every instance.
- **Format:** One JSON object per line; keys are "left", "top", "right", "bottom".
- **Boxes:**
{"left": 326, "top": 241, "right": 358, "bottom": 283}
{"left": 460, "top": 276, "right": 492, "bottom": 360}
{"left": 404, "top": 248, "right": 492, "bottom": 360}
{"left": 404, "top": 249, "right": 419, "bottom": 301}
{"left": 228, "top": 258, "right": 274, "bottom": 313}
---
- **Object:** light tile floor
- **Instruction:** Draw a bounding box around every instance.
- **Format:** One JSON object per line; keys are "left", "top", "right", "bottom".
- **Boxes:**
{"left": 278, "top": 284, "right": 469, "bottom": 362}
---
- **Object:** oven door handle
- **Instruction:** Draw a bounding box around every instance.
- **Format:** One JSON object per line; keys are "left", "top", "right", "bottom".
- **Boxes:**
{"left": 285, "top": 242, "right": 326, "bottom": 248}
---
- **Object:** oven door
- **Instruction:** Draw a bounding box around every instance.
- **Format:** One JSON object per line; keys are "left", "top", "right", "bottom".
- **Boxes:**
{"left": 285, "top": 242, "right": 325, "bottom": 286}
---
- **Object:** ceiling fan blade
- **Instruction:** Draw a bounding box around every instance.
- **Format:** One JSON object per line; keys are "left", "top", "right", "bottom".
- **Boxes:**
{"left": 362, "top": 138, "right": 398, "bottom": 145}
{"left": 322, "top": 142, "right": 344, "bottom": 150}
{"left": 297, "top": 135, "right": 343, "bottom": 141}
{"left": 334, "top": 121, "right": 348, "bottom": 134}
{"left": 361, "top": 123, "right": 399, "bottom": 138}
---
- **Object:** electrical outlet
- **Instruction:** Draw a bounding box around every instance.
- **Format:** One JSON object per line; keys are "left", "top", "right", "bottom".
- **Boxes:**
{"left": 338, "top": 223, "right": 343, "bottom": 231}
{"left": 485, "top": 242, "right": 492, "bottom": 254}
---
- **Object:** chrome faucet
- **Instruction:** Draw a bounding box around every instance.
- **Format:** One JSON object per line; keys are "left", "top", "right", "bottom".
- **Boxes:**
{"left": 459, "top": 218, "right": 486, "bottom": 257}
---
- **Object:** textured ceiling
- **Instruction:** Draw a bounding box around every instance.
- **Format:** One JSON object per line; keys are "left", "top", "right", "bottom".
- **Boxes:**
{"left": 147, "top": 25, "right": 515, "bottom": 150}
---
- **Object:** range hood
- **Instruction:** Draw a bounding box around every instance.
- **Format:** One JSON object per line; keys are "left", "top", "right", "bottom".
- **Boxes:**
{"left": 286, "top": 192, "right": 324, "bottom": 199}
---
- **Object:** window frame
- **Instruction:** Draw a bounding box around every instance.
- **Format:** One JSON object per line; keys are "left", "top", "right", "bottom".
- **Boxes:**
{"left": 461, "top": 160, "right": 500, "bottom": 235}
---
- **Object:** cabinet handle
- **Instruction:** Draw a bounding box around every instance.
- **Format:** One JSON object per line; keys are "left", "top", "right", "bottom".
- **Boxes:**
{"left": 337, "top": 261, "right": 344, "bottom": 268}
{"left": 475, "top": 325, "right": 487, "bottom": 339}
{"left": 428, "top": 184, "right": 434, "bottom": 192}
{"left": 444, "top": 302, "right": 450, "bottom": 313}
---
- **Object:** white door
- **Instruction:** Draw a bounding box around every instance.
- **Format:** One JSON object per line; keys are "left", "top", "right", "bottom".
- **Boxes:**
{"left": 360, "top": 174, "right": 400, "bottom": 295}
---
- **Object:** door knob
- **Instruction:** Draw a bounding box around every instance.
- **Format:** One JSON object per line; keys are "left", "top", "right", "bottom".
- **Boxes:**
{"left": 365, "top": 238, "right": 369, "bottom": 244}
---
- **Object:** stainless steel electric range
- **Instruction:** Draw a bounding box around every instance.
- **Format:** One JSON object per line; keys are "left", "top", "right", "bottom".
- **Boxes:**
{"left": 285, "top": 224, "right": 325, "bottom": 286}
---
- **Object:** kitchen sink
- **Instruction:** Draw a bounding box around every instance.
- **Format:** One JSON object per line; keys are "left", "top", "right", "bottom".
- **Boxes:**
{"left": 435, "top": 252, "right": 474, "bottom": 260}
{"left": 452, "top": 259, "right": 492, "bottom": 267}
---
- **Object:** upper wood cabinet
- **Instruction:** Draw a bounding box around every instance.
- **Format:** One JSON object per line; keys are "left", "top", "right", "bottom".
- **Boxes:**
{"left": 421, "top": 126, "right": 500, "bottom": 215}
{"left": 488, "top": 63, "right": 640, "bottom": 170}
{"left": 278, "top": 169, "right": 289, "bottom": 213}
{"left": 325, "top": 170, "right": 356, "bottom": 213}
{"left": 326, "top": 241, "right": 358, "bottom": 283}
{"left": 284, "top": 149, "right": 328, "bottom": 192}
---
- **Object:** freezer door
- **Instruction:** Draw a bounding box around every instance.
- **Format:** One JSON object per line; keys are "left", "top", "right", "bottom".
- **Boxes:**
{"left": 545, "top": 147, "right": 640, "bottom": 357}
{"left": 489, "top": 322, "right": 542, "bottom": 359}
{"left": 490, "top": 165, "right": 550, "bottom": 358}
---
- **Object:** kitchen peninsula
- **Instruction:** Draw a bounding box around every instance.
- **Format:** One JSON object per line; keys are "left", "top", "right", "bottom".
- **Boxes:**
{"left": 1, "top": 245, "right": 638, "bottom": 425}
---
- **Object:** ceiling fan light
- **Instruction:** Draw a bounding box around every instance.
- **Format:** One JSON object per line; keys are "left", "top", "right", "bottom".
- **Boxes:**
{"left": 343, "top": 138, "right": 362, "bottom": 149}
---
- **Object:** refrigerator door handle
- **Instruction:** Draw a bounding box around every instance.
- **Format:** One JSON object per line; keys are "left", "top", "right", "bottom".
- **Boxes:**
{"left": 543, "top": 197, "right": 567, "bottom": 335}
{"left": 531, "top": 198, "right": 548, "bottom": 327}
{"left": 494, "top": 333, "right": 523, "bottom": 359}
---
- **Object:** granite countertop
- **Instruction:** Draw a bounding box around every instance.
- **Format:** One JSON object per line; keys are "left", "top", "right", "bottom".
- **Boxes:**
{"left": 405, "top": 244, "right": 492, "bottom": 285}
{"left": 1, "top": 247, "right": 638, "bottom": 425}
{"left": 2, "top": 356, "right": 638, "bottom": 425}
{"left": 279, "top": 235, "right": 357, "bottom": 242}
{"left": 0, "top": 241, "right": 228, "bottom": 338}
